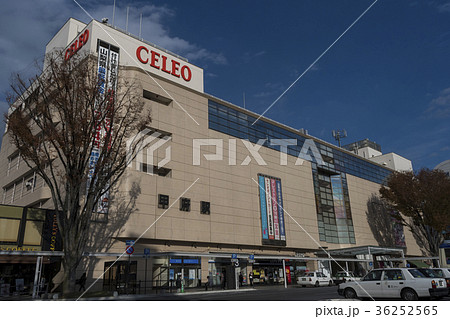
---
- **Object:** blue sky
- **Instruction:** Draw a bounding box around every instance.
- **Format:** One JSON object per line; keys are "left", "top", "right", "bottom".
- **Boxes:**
{"left": 1, "top": 0, "right": 449, "bottom": 170}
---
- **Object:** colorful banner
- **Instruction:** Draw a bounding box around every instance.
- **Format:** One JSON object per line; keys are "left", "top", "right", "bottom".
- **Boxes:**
{"left": 265, "top": 177, "right": 275, "bottom": 240}
{"left": 258, "top": 175, "right": 286, "bottom": 245}
{"left": 87, "top": 41, "right": 120, "bottom": 214}
{"left": 285, "top": 266, "right": 292, "bottom": 284}
{"left": 276, "top": 180, "right": 286, "bottom": 241}
{"left": 270, "top": 179, "right": 280, "bottom": 240}
{"left": 258, "top": 175, "right": 269, "bottom": 239}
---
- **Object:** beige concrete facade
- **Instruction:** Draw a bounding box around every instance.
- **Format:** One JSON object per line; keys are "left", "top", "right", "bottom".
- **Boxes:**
{"left": 0, "top": 18, "right": 425, "bottom": 292}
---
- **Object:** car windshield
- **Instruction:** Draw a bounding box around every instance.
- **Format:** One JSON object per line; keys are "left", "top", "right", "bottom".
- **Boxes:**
{"left": 408, "top": 269, "right": 432, "bottom": 278}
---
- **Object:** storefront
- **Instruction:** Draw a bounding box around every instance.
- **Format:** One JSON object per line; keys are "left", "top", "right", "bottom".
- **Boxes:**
{"left": 0, "top": 205, "right": 62, "bottom": 296}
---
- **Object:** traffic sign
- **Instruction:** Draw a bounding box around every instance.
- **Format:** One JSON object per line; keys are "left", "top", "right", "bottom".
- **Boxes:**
{"left": 248, "top": 254, "right": 255, "bottom": 263}
{"left": 231, "top": 253, "right": 238, "bottom": 262}
{"left": 126, "top": 246, "right": 134, "bottom": 255}
{"left": 126, "top": 240, "right": 135, "bottom": 246}
{"left": 144, "top": 248, "right": 150, "bottom": 256}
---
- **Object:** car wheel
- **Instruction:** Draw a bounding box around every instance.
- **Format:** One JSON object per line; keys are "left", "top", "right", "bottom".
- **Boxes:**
{"left": 315, "top": 281, "right": 319, "bottom": 287}
{"left": 401, "top": 288, "right": 418, "bottom": 301}
{"left": 344, "top": 288, "right": 357, "bottom": 299}
{"left": 329, "top": 280, "right": 333, "bottom": 286}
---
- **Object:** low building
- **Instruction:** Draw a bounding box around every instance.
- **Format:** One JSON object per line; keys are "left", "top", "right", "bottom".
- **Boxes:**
{"left": 343, "top": 139, "right": 413, "bottom": 172}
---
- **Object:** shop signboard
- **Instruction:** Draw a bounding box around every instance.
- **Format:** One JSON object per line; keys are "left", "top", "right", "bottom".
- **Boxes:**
{"left": 258, "top": 174, "right": 286, "bottom": 246}
{"left": 169, "top": 258, "right": 182, "bottom": 264}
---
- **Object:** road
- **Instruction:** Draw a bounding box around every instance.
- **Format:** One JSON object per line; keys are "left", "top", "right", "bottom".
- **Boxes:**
{"left": 119, "top": 285, "right": 450, "bottom": 301}
{"left": 127, "top": 285, "right": 346, "bottom": 301}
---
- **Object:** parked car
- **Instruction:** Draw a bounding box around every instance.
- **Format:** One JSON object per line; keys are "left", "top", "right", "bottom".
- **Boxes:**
{"left": 418, "top": 268, "right": 450, "bottom": 296}
{"left": 333, "top": 271, "right": 361, "bottom": 285}
{"left": 297, "top": 271, "right": 333, "bottom": 287}
{"left": 338, "top": 268, "right": 448, "bottom": 300}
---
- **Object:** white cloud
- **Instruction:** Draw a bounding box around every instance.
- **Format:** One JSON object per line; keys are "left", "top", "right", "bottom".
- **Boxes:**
{"left": 0, "top": 1, "right": 226, "bottom": 107}
{"left": 85, "top": 3, "right": 226, "bottom": 65}
{"left": 437, "top": 2, "right": 450, "bottom": 13}
{"left": 426, "top": 87, "right": 450, "bottom": 118}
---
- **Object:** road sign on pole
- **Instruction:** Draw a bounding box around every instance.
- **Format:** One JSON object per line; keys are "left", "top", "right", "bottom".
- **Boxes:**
{"left": 231, "top": 253, "right": 238, "bottom": 262}
{"left": 126, "top": 246, "right": 134, "bottom": 255}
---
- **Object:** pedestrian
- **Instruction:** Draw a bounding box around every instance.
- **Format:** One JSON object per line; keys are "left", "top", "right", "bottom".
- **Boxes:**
{"left": 249, "top": 272, "right": 253, "bottom": 286}
{"left": 77, "top": 272, "right": 87, "bottom": 292}
{"left": 239, "top": 273, "right": 243, "bottom": 287}
{"left": 221, "top": 270, "right": 227, "bottom": 290}
{"left": 205, "top": 276, "right": 210, "bottom": 291}
{"left": 176, "top": 275, "right": 181, "bottom": 292}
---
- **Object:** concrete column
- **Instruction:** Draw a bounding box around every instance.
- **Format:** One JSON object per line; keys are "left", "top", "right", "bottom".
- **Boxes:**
{"left": 201, "top": 257, "right": 210, "bottom": 285}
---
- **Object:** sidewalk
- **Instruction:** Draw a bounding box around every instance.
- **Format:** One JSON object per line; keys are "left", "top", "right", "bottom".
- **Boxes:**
{"left": 0, "top": 284, "right": 288, "bottom": 301}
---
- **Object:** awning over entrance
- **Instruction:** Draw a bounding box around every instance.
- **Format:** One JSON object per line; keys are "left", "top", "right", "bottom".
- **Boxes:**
{"left": 318, "top": 245, "right": 405, "bottom": 257}
{"left": 407, "top": 260, "right": 430, "bottom": 268}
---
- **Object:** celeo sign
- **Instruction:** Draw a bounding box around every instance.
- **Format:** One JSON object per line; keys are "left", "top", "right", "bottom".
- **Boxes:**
{"left": 136, "top": 45, "right": 192, "bottom": 82}
{"left": 65, "top": 29, "right": 89, "bottom": 60}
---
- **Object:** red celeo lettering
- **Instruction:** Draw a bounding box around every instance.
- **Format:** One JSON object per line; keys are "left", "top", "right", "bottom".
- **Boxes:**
{"left": 136, "top": 45, "right": 192, "bottom": 82}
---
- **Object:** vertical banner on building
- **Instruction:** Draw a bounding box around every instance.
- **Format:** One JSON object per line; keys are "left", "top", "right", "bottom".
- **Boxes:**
{"left": 276, "top": 180, "right": 286, "bottom": 241}
{"left": 88, "top": 40, "right": 120, "bottom": 214}
{"left": 265, "top": 177, "right": 275, "bottom": 240}
{"left": 270, "top": 179, "right": 280, "bottom": 240}
{"left": 258, "top": 175, "right": 269, "bottom": 240}
{"left": 258, "top": 174, "right": 286, "bottom": 246}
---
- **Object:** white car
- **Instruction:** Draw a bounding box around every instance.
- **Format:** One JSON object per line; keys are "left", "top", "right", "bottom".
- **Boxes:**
{"left": 297, "top": 271, "right": 333, "bottom": 287}
{"left": 333, "top": 271, "right": 361, "bottom": 285}
{"left": 418, "top": 268, "right": 450, "bottom": 296}
{"left": 338, "top": 268, "right": 448, "bottom": 300}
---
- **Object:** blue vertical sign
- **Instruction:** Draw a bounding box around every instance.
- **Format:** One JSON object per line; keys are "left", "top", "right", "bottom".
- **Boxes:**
{"left": 259, "top": 175, "right": 269, "bottom": 239}
{"left": 276, "top": 180, "right": 286, "bottom": 241}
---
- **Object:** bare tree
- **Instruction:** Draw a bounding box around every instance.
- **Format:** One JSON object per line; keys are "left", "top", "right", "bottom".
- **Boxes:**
{"left": 380, "top": 169, "right": 450, "bottom": 261}
{"left": 5, "top": 50, "right": 151, "bottom": 294}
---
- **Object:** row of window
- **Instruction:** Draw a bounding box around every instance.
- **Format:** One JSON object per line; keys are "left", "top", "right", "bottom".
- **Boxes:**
{"left": 2, "top": 174, "right": 42, "bottom": 205}
{"left": 208, "top": 100, "right": 392, "bottom": 184}
{"left": 158, "top": 194, "right": 210, "bottom": 215}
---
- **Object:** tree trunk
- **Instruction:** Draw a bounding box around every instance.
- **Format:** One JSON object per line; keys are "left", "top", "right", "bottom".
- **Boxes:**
{"left": 62, "top": 255, "right": 78, "bottom": 296}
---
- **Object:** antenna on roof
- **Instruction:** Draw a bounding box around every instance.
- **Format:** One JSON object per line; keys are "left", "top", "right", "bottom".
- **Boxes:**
{"left": 126, "top": 6, "right": 129, "bottom": 32}
{"left": 112, "top": 0, "right": 116, "bottom": 26}
{"left": 243, "top": 92, "right": 246, "bottom": 109}
{"left": 332, "top": 129, "right": 347, "bottom": 147}
{"left": 139, "top": 13, "right": 142, "bottom": 38}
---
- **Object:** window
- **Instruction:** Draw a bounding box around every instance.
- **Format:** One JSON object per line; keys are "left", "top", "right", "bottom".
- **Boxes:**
{"left": 142, "top": 164, "right": 172, "bottom": 177}
{"left": 25, "top": 178, "right": 35, "bottom": 191}
{"left": 363, "top": 270, "right": 382, "bottom": 281}
{"left": 408, "top": 269, "right": 429, "bottom": 278}
{"left": 383, "top": 269, "right": 404, "bottom": 281}
{"left": 180, "top": 198, "right": 190, "bottom": 212}
{"left": 200, "top": 201, "right": 210, "bottom": 215}
{"left": 158, "top": 194, "right": 169, "bottom": 209}
{"left": 143, "top": 90, "right": 172, "bottom": 106}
